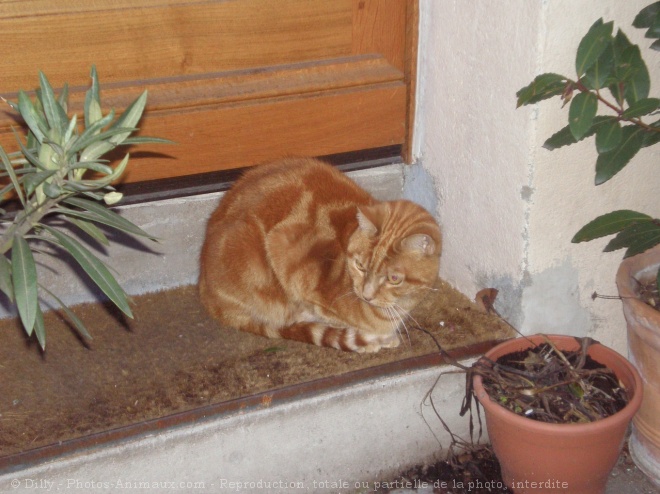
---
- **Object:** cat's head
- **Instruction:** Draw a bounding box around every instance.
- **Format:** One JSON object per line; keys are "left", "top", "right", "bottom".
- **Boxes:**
{"left": 346, "top": 200, "right": 441, "bottom": 310}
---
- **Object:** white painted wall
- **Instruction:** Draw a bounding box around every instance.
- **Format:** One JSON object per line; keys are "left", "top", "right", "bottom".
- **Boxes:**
{"left": 413, "top": 0, "right": 660, "bottom": 354}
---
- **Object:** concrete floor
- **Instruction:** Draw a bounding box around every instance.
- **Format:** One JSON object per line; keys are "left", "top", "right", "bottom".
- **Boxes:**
{"left": 387, "top": 444, "right": 660, "bottom": 494}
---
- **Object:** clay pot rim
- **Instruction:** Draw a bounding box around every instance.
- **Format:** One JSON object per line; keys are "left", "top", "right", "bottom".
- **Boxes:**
{"left": 616, "top": 245, "right": 660, "bottom": 321}
{"left": 473, "top": 334, "right": 643, "bottom": 434}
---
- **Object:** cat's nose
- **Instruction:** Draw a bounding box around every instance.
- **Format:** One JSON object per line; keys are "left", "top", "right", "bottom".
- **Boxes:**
{"left": 362, "top": 283, "right": 377, "bottom": 302}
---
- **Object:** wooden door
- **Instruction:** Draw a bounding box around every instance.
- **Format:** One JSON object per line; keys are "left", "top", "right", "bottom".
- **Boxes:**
{"left": 0, "top": 0, "right": 417, "bottom": 187}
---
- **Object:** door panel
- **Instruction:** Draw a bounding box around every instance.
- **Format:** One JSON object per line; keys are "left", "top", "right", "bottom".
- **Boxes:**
{"left": 0, "top": 0, "right": 417, "bottom": 185}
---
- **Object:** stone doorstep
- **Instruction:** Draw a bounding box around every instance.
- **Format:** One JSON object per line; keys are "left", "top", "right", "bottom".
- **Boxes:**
{"left": 0, "top": 349, "right": 490, "bottom": 493}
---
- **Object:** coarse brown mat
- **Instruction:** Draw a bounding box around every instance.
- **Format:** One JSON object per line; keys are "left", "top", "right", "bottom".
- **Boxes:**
{"left": 0, "top": 278, "right": 514, "bottom": 467}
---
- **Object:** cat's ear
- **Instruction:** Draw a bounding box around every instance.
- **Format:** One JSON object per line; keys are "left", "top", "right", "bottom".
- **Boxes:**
{"left": 356, "top": 208, "right": 378, "bottom": 237}
{"left": 399, "top": 233, "right": 437, "bottom": 256}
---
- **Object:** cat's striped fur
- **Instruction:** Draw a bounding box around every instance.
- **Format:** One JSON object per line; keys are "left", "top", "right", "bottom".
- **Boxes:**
{"left": 199, "top": 157, "right": 441, "bottom": 352}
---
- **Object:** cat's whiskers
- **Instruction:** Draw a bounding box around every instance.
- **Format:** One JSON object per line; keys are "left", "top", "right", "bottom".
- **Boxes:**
{"left": 384, "top": 304, "right": 411, "bottom": 347}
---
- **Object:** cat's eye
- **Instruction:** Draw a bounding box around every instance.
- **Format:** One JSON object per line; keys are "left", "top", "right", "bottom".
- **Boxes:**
{"left": 354, "top": 259, "right": 366, "bottom": 272}
{"left": 388, "top": 273, "right": 404, "bottom": 285}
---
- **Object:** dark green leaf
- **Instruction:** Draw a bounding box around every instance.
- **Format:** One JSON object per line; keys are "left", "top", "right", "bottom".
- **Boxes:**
{"left": 543, "top": 125, "right": 577, "bottom": 150}
{"left": 569, "top": 92, "right": 598, "bottom": 140}
{"left": 622, "top": 45, "right": 650, "bottom": 104}
{"left": 608, "top": 31, "right": 634, "bottom": 105}
{"left": 644, "top": 13, "right": 660, "bottom": 39}
{"left": 572, "top": 209, "right": 652, "bottom": 243}
{"left": 542, "top": 116, "right": 611, "bottom": 150}
{"left": 651, "top": 38, "right": 660, "bottom": 51}
{"left": 583, "top": 41, "right": 614, "bottom": 90}
{"left": 642, "top": 119, "right": 660, "bottom": 147}
{"left": 516, "top": 73, "right": 568, "bottom": 107}
{"left": 633, "top": 2, "right": 660, "bottom": 28}
{"left": 595, "top": 118, "right": 622, "bottom": 153}
{"left": 604, "top": 220, "right": 660, "bottom": 257}
{"left": 42, "top": 225, "right": 133, "bottom": 319}
{"left": 621, "top": 97, "right": 660, "bottom": 118}
{"left": 595, "top": 125, "right": 645, "bottom": 184}
{"left": 11, "top": 236, "right": 38, "bottom": 335}
{"left": 576, "top": 19, "right": 614, "bottom": 76}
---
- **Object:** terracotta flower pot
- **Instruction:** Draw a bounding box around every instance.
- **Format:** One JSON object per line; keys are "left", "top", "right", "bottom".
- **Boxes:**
{"left": 473, "top": 334, "right": 643, "bottom": 494}
{"left": 617, "top": 244, "right": 660, "bottom": 486}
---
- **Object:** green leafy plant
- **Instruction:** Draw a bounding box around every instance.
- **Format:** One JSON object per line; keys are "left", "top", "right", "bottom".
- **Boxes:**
{"left": 516, "top": 1, "right": 660, "bottom": 295}
{"left": 0, "top": 67, "right": 170, "bottom": 349}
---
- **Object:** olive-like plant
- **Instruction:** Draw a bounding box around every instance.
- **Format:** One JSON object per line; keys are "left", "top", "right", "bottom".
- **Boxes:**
{"left": 516, "top": 2, "right": 660, "bottom": 293}
{"left": 0, "top": 67, "right": 170, "bottom": 349}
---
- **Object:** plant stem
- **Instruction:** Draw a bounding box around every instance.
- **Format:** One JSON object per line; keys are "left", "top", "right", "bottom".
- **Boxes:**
{"left": 575, "top": 79, "right": 660, "bottom": 134}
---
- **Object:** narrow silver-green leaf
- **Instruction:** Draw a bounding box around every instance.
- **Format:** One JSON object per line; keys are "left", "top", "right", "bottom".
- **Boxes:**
{"left": 68, "top": 217, "right": 110, "bottom": 246}
{"left": 80, "top": 140, "right": 116, "bottom": 162}
{"left": 119, "top": 136, "right": 175, "bottom": 146}
{"left": 57, "top": 83, "right": 69, "bottom": 114}
{"left": 575, "top": 19, "right": 614, "bottom": 77}
{"left": 33, "top": 305, "right": 46, "bottom": 350}
{"left": 569, "top": 92, "right": 598, "bottom": 140}
{"left": 84, "top": 65, "right": 102, "bottom": 128}
{"left": 64, "top": 114, "right": 77, "bottom": 144}
{"left": 67, "top": 161, "right": 114, "bottom": 176}
{"left": 0, "top": 145, "right": 25, "bottom": 206}
{"left": 38, "top": 71, "right": 68, "bottom": 139}
{"left": 572, "top": 210, "right": 652, "bottom": 243}
{"left": 0, "top": 254, "right": 14, "bottom": 302}
{"left": 23, "top": 170, "right": 57, "bottom": 198}
{"left": 11, "top": 236, "right": 38, "bottom": 335}
{"left": 12, "top": 127, "right": 48, "bottom": 171}
{"left": 69, "top": 126, "right": 136, "bottom": 155}
{"left": 108, "top": 91, "right": 147, "bottom": 145}
{"left": 17, "top": 91, "right": 47, "bottom": 143}
{"left": 68, "top": 110, "right": 115, "bottom": 153}
{"left": 42, "top": 225, "right": 133, "bottom": 318}
{"left": 62, "top": 196, "right": 158, "bottom": 240}
{"left": 595, "top": 125, "right": 645, "bottom": 184}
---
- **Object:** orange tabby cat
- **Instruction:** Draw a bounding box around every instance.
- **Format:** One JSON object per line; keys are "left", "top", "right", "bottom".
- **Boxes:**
{"left": 199, "top": 158, "right": 441, "bottom": 352}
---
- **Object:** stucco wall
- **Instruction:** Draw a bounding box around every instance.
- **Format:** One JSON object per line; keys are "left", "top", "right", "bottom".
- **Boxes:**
{"left": 414, "top": 0, "right": 660, "bottom": 354}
